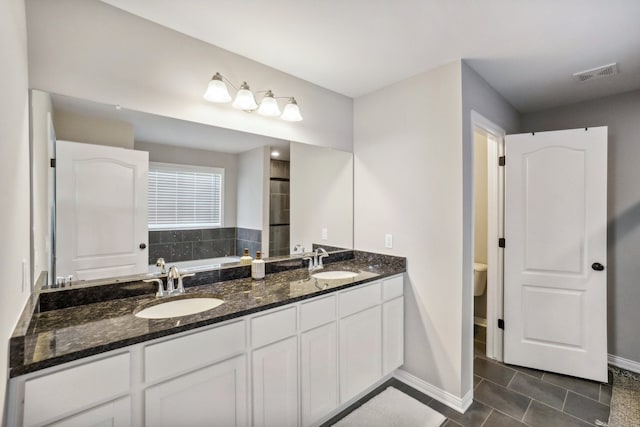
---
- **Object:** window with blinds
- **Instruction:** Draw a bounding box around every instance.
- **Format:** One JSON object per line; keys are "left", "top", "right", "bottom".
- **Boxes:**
{"left": 148, "top": 162, "right": 224, "bottom": 230}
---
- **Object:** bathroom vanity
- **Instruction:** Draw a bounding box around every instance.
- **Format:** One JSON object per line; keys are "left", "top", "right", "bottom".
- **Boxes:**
{"left": 7, "top": 251, "right": 405, "bottom": 427}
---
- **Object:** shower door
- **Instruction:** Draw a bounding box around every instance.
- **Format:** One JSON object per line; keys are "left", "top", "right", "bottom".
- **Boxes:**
{"left": 503, "top": 126, "right": 608, "bottom": 382}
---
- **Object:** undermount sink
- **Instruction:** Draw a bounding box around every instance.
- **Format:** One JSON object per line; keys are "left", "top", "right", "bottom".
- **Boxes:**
{"left": 312, "top": 271, "right": 359, "bottom": 280}
{"left": 135, "top": 297, "right": 224, "bottom": 319}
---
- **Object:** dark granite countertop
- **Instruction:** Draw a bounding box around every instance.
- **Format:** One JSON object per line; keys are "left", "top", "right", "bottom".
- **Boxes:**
{"left": 10, "top": 251, "right": 405, "bottom": 377}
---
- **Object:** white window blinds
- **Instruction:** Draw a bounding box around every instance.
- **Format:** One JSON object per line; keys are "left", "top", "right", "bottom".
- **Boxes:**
{"left": 148, "top": 162, "right": 224, "bottom": 229}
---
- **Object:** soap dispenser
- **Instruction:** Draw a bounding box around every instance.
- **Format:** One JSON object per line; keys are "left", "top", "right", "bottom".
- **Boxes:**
{"left": 240, "top": 248, "right": 253, "bottom": 265}
{"left": 251, "top": 251, "right": 265, "bottom": 280}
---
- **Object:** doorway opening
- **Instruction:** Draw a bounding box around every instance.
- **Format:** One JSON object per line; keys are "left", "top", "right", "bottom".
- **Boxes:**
{"left": 471, "top": 111, "right": 505, "bottom": 363}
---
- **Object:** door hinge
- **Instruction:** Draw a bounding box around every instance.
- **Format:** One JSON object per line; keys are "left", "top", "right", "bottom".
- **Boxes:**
{"left": 498, "top": 319, "right": 505, "bottom": 329}
{"left": 498, "top": 238, "right": 506, "bottom": 248}
{"left": 498, "top": 156, "right": 505, "bottom": 166}
{"left": 50, "top": 158, "right": 56, "bottom": 168}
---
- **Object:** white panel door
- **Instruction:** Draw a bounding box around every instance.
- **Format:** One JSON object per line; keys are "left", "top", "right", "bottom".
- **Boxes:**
{"left": 301, "top": 322, "right": 338, "bottom": 426}
{"left": 504, "top": 127, "right": 607, "bottom": 382}
{"left": 145, "top": 355, "right": 248, "bottom": 427}
{"left": 252, "top": 336, "right": 298, "bottom": 427}
{"left": 339, "top": 305, "right": 382, "bottom": 403}
{"left": 56, "top": 140, "right": 148, "bottom": 280}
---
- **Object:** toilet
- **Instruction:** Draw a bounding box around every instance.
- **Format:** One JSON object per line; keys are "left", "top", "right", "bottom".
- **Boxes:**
{"left": 473, "top": 262, "right": 487, "bottom": 296}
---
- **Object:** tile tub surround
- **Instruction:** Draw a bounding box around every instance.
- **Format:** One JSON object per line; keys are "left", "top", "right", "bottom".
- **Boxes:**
{"left": 148, "top": 227, "right": 262, "bottom": 264}
{"left": 10, "top": 251, "right": 406, "bottom": 377}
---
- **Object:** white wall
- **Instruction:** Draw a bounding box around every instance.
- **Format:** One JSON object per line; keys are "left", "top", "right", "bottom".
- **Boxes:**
{"left": 354, "top": 61, "right": 465, "bottom": 397}
{"left": 237, "top": 146, "right": 269, "bottom": 244}
{"left": 473, "top": 131, "right": 488, "bottom": 265}
{"left": 54, "top": 109, "right": 134, "bottom": 149}
{"left": 0, "top": 0, "right": 31, "bottom": 421}
{"left": 25, "top": 0, "right": 353, "bottom": 152}
{"left": 290, "top": 142, "right": 354, "bottom": 252}
{"left": 30, "top": 90, "right": 53, "bottom": 285}
{"left": 521, "top": 89, "right": 640, "bottom": 364}
{"left": 135, "top": 141, "right": 239, "bottom": 228}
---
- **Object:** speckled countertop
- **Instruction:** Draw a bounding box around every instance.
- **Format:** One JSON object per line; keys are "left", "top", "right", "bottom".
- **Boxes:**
{"left": 10, "top": 251, "right": 405, "bottom": 377}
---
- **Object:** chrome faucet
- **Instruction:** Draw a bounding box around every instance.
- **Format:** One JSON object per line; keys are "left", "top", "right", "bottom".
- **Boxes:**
{"left": 144, "top": 265, "right": 195, "bottom": 297}
{"left": 155, "top": 258, "right": 166, "bottom": 274}
{"left": 303, "top": 248, "right": 329, "bottom": 271}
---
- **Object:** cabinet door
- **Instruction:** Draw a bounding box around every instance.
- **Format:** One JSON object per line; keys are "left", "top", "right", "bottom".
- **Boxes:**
{"left": 252, "top": 336, "right": 298, "bottom": 427}
{"left": 339, "top": 305, "right": 382, "bottom": 403}
{"left": 46, "top": 398, "right": 130, "bottom": 427}
{"left": 145, "top": 355, "right": 247, "bottom": 427}
{"left": 301, "top": 323, "right": 338, "bottom": 426}
{"left": 383, "top": 296, "right": 404, "bottom": 375}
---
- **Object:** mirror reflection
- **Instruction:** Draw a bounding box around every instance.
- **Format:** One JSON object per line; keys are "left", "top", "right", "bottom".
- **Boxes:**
{"left": 30, "top": 91, "right": 353, "bottom": 285}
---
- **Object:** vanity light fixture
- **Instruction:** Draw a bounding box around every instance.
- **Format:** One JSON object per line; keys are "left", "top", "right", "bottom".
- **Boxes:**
{"left": 203, "top": 72, "right": 303, "bottom": 122}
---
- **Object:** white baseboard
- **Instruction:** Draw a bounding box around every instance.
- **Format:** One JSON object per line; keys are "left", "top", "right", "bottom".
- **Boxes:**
{"left": 608, "top": 353, "right": 640, "bottom": 374}
{"left": 394, "top": 369, "right": 472, "bottom": 414}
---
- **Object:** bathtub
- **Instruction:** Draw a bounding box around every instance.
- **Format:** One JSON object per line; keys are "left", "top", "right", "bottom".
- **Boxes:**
{"left": 149, "top": 257, "right": 241, "bottom": 274}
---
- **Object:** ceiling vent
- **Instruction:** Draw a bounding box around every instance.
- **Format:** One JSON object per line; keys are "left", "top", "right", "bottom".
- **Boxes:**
{"left": 572, "top": 63, "right": 618, "bottom": 83}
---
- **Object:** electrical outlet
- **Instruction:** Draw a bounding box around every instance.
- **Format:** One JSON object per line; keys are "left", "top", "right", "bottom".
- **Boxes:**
{"left": 321, "top": 228, "right": 328, "bottom": 240}
{"left": 385, "top": 234, "right": 393, "bottom": 248}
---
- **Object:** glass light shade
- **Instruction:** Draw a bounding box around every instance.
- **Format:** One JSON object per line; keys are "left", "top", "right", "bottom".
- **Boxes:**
{"left": 280, "top": 98, "right": 303, "bottom": 122}
{"left": 232, "top": 82, "right": 258, "bottom": 110}
{"left": 257, "top": 92, "right": 281, "bottom": 117}
{"left": 203, "top": 74, "right": 232, "bottom": 103}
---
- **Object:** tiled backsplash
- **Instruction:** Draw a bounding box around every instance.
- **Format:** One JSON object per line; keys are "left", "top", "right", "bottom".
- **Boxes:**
{"left": 148, "top": 227, "right": 262, "bottom": 264}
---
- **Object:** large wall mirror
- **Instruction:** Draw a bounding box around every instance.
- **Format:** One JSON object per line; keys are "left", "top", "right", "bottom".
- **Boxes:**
{"left": 30, "top": 90, "right": 353, "bottom": 285}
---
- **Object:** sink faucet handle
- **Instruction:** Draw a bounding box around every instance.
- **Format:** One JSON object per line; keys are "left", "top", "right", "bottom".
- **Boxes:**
{"left": 176, "top": 272, "right": 195, "bottom": 293}
{"left": 155, "top": 258, "right": 166, "bottom": 274}
{"left": 302, "top": 254, "right": 314, "bottom": 271}
{"left": 167, "top": 266, "right": 181, "bottom": 293}
{"left": 144, "top": 278, "right": 165, "bottom": 297}
{"left": 317, "top": 248, "right": 329, "bottom": 268}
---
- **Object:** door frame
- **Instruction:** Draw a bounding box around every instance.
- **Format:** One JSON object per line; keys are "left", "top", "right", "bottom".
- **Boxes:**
{"left": 470, "top": 111, "right": 505, "bottom": 362}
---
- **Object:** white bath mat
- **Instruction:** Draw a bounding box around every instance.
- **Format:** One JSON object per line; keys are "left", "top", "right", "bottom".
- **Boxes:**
{"left": 333, "top": 386, "right": 446, "bottom": 427}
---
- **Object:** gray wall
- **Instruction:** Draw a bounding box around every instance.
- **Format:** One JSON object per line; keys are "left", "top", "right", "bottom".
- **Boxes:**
{"left": 461, "top": 60, "right": 521, "bottom": 395}
{"left": 521, "top": 89, "right": 640, "bottom": 363}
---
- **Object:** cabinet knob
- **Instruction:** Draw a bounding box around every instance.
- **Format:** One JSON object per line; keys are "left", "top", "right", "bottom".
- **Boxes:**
{"left": 591, "top": 262, "right": 605, "bottom": 271}
{"left": 139, "top": 243, "right": 147, "bottom": 250}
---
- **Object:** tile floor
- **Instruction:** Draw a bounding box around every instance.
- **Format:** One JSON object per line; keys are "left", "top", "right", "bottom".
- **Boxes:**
{"left": 323, "top": 331, "right": 612, "bottom": 427}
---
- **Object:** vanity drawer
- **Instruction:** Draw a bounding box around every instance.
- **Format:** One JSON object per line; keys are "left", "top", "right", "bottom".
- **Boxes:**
{"left": 300, "top": 295, "right": 336, "bottom": 331}
{"left": 339, "top": 282, "right": 381, "bottom": 317}
{"left": 382, "top": 275, "right": 403, "bottom": 301}
{"left": 251, "top": 306, "right": 297, "bottom": 348}
{"left": 23, "top": 353, "right": 130, "bottom": 427}
{"left": 145, "top": 320, "right": 245, "bottom": 383}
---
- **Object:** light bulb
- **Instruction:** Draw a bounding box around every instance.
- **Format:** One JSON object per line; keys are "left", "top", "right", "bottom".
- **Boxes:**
{"left": 257, "top": 91, "right": 281, "bottom": 117}
{"left": 203, "top": 73, "right": 232, "bottom": 103}
{"left": 280, "top": 98, "right": 303, "bottom": 122}
{"left": 232, "top": 82, "right": 258, "bottom": 110}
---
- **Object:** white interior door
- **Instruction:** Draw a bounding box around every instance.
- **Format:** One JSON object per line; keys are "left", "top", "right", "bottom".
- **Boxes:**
{"left": 504, "top": 127, "right": 608, "bottom": 382}
{"left": 56, "top": 140, "right": 149, "bottom": 281}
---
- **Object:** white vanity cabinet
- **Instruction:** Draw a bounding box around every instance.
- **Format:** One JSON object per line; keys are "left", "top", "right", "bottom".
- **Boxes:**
{"left": 9, "top": 273, "right": 405, "bottom": 427}
{"left": 18, "top": 353, "right": 130, "bottom": 427}
{"left": 300, "top": 296, "right": 338, "bottom": 426}
{"left": 145, "top": 355, "right": 247, "bottom": 427}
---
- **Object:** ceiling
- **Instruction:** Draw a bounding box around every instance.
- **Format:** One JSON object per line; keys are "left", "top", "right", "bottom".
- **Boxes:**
{"left": 100, "top": 0, "right": 640, "bottom": 113}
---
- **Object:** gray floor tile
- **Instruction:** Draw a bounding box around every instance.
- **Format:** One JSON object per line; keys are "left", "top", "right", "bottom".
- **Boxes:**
{"left": 563, "top": 391, "right": 610, "bottom": 425}
{"left": 474, "top": 375, "right": 482, "bottom": 389}
{"left": 599, "top": 383, "right": 612, "bottom": 405}
{"left": 508, "top": 372, "right": 567, "bottom": 410}
{"left": 523, "top": 400, "right": 592, "bottom": 427}
{"left": 505, "top": 363, "right": 545, "bottom": 380}
{"left": 483, "top": 410, "right": 528, "bottom": 427}
{"left": 474, "top": 357, "right": 516, "bottom": 387}
{"left": 474, "top": 380, "right": 531, "bottom": 420}
{"left": 541, "top": 372, "right": 601, "bottom": 400}
{"left": 426, "top": 399, "right": 492, "bottom": 427}
{"left": 442, "top": 419, "right": 463, "bottom": 427}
